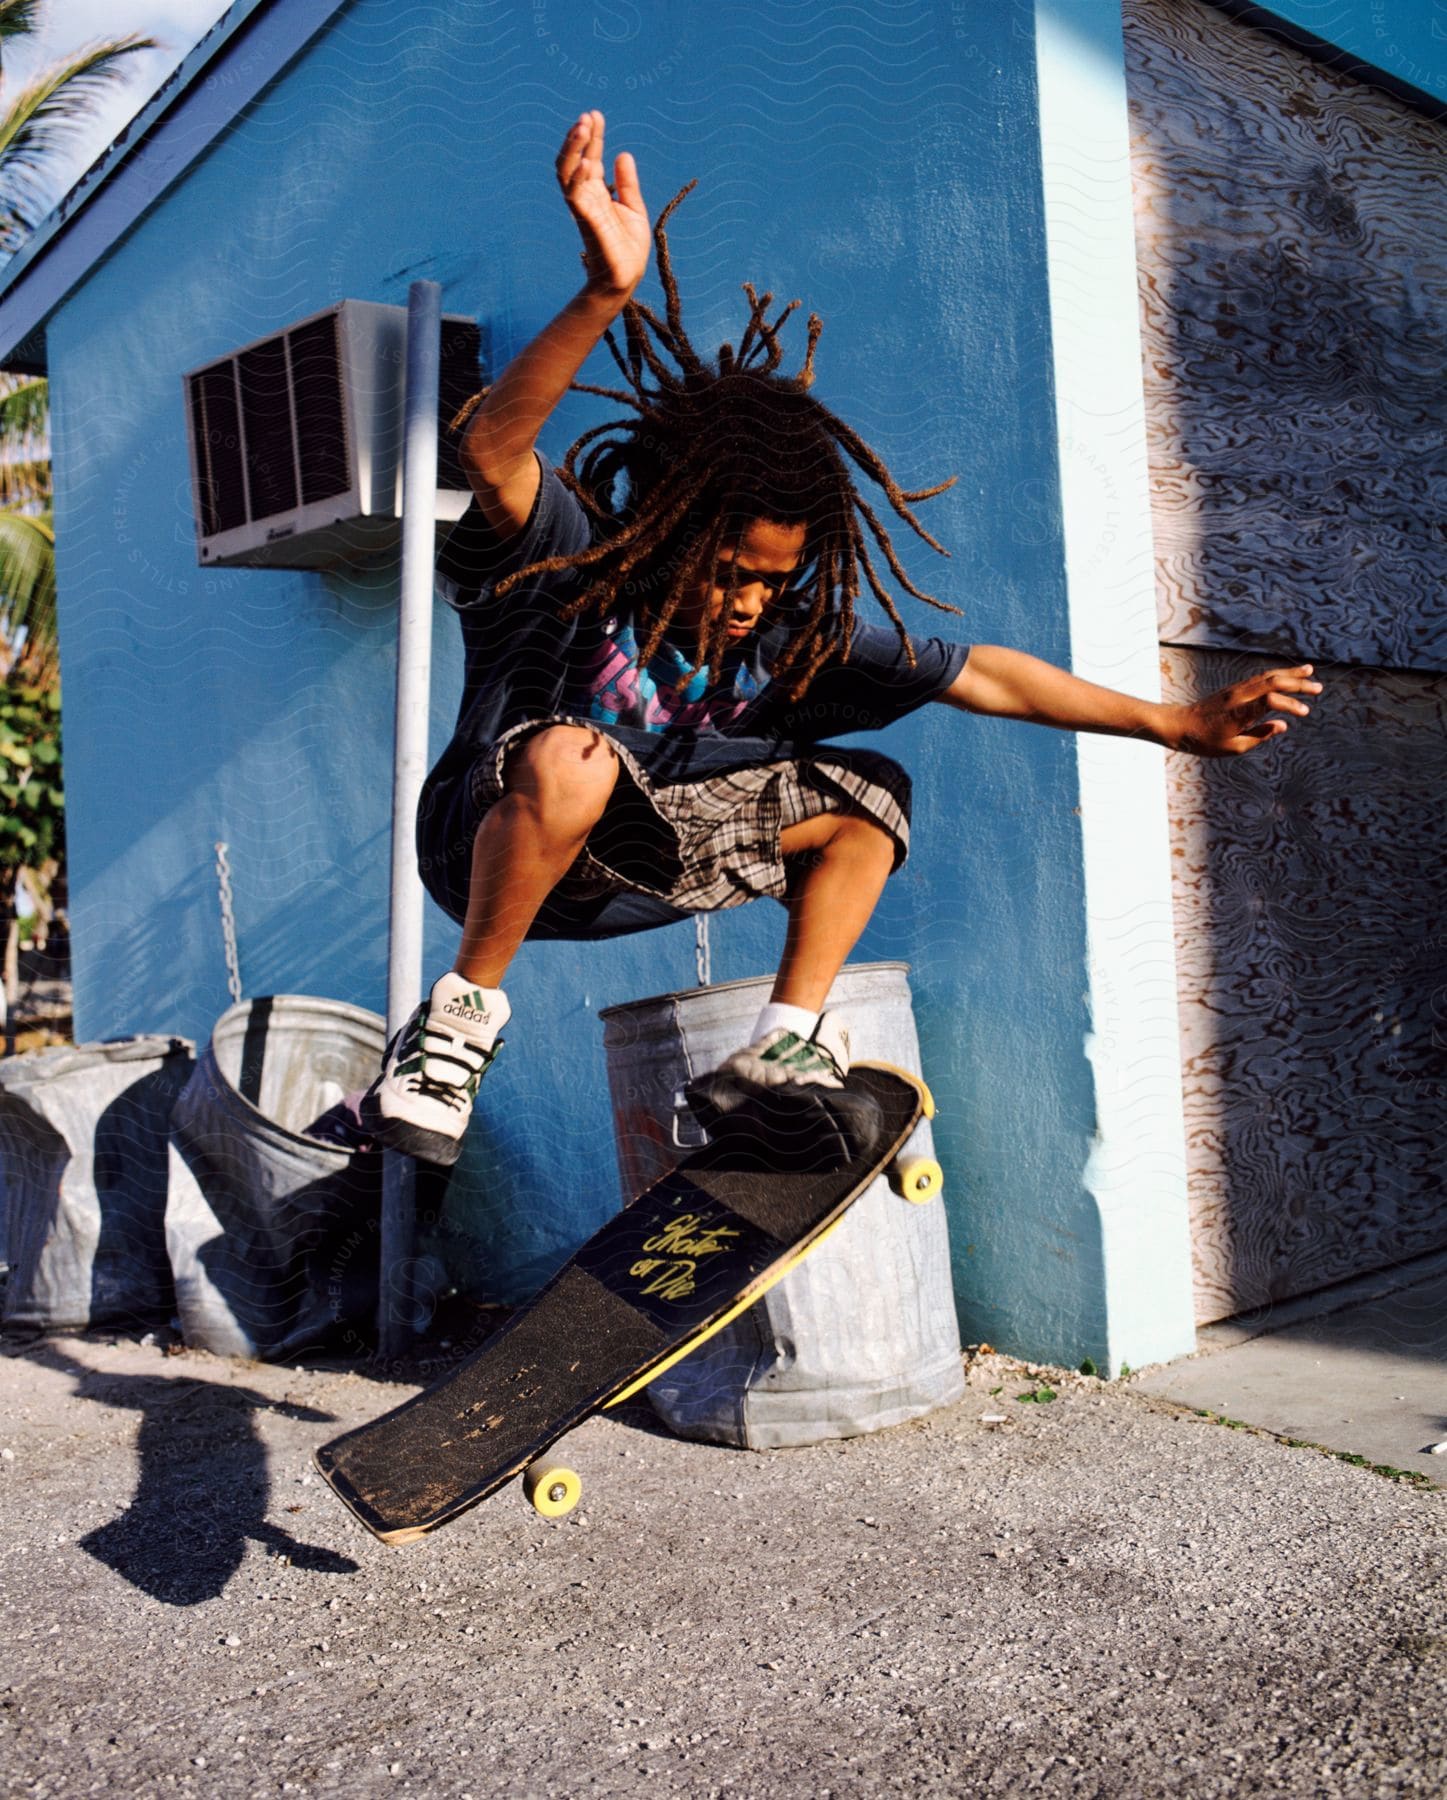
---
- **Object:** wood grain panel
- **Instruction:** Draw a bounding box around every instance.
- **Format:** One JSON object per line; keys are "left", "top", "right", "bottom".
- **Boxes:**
{"left": 1124, "top": 0, "right": 1446, "bottom": 674}
{"left": 1161, "top": 646, "right": 1447, "bottom": 1322}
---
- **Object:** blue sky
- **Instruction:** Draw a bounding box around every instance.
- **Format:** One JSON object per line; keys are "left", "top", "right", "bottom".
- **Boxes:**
{"left": 2, "top": 1, "right": 234, "bottom": 207}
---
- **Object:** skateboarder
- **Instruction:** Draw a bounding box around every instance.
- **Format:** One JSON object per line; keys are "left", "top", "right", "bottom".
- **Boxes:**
{"left": 361, "top": 110, "right": 1322, "bottom": 1167}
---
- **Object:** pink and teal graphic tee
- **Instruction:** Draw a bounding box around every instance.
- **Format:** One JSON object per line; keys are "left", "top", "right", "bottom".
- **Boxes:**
{"left": 577, "top": 616, "right": 766, "bottom": 734}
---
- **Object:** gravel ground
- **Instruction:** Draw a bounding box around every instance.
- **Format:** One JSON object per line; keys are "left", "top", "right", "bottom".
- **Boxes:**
{"left": 2, "top": 1332, "right": 1444, "bottom": 1798}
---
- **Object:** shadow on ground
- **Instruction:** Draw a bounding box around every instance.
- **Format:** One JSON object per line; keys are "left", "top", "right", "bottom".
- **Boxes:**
{"left": 20, "top": 1341, "right": 360, "bottom": 1605}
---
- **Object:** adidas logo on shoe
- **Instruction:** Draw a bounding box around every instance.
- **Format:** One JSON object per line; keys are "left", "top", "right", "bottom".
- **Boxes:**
{"left": 442, "top": 990, "right": 494, "bottom": 1027}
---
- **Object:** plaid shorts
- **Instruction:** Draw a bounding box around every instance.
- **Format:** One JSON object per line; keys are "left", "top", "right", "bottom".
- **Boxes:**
{"left": 472, "top": 715, "right": 912, "bottom": 912}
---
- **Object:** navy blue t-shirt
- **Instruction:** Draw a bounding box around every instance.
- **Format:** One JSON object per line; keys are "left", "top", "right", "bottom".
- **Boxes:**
{"left": 417, "top": 448, "right": 970, "bottom": 938}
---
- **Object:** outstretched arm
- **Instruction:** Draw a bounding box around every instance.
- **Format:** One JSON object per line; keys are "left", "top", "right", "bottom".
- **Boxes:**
{"left": 461, "top": 110, "right": 650, "bottom": 540}
{"left": 938, "top": 645, "right": 1322, "bottom": 756}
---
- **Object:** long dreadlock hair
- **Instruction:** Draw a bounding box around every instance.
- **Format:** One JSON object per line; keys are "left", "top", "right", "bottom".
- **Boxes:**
{"left": 448, "top": 179, "right": 961, "bottom": 702}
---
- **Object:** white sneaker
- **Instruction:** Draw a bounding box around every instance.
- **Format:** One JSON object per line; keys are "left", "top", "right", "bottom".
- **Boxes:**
{"left": 684, "top": 1011, "right": 852, "bottom": 1128}
{"left": 683, "top": 1011, "right": 879, "bottom": 1167}
{"left": 359, "top": 973, "right": 510, "bottom": 1166}
{"left": 716, "top": 1009, "right": 851, "bottom": 1091}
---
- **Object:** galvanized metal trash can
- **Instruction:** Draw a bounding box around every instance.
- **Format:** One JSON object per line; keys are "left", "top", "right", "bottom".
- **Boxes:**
{"left": 165, "top": 995, "right": 387, "bottom": 1360}
{"left": 0, "top": 1035, "right": 195, "bottom": 1332}
{"left": 599, "top": 961, "right": 965, "bottom": 1449}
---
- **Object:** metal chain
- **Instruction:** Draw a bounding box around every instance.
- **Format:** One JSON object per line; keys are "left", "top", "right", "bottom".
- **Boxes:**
{"left": 214, "top": 841, "right": 243, "bottom": 1004}
{"left": 694, "top": 913, "right": 711, "bottom": 989}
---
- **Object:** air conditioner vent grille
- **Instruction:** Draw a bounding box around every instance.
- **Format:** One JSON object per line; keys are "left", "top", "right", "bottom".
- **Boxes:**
{"left": 290, "top": 313, "right": 350, "bottom": 506}
{"left": 190, "top": 364, "right": 246, "bottom": 538}
{"left": 237, "top": 335, "right": 298, "bottom": 521}
{"left": 437, "top": 316, "right": 484, "bottom": 494}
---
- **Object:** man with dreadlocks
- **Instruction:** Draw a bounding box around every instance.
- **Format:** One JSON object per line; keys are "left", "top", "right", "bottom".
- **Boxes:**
{"left": 360, "top": 110, "right": 1323, "bottom": 1166}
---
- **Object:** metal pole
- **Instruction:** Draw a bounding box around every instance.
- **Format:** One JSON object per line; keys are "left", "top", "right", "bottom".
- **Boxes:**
{"left": 379, "top": 278, "right": 441, "bottom": 1357}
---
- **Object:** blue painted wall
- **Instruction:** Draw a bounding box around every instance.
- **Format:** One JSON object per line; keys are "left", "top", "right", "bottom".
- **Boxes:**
{"left": 46, "top": 0, "right": 1124, "bottom": 1362}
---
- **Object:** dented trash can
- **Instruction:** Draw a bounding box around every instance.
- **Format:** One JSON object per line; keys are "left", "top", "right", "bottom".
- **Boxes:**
{"left": 165, "top": 995, "right": 386, "bottom": 1360}
{"left": 0, "top": 1035, "right": 195, "bottom": 1332}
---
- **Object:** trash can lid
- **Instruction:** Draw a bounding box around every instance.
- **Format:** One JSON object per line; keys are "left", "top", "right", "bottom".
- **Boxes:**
{"left": 0, "top": 1034, "right": 194, "bottom": 1090}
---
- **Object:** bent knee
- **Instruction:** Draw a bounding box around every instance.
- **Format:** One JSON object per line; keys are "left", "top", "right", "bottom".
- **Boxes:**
{"left": 504, "top": 725, "right": 620, "bottom": 821}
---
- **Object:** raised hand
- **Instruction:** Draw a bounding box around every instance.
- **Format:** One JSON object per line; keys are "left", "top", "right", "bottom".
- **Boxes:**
{"left": 1168, "top": 664, "right": 1323, "bottom": 757}
{"left": 556, "top": 110, "right": 650, "bottom": 300}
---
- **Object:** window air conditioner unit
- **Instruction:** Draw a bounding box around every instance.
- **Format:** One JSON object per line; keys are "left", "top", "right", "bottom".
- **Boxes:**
{"left": 182, "top": 299, "right": 486, "bottom": 571}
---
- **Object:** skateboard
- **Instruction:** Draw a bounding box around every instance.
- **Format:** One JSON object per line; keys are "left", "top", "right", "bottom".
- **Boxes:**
{"left": 315, "top": 1062, "right": 941, "bottom": 1542}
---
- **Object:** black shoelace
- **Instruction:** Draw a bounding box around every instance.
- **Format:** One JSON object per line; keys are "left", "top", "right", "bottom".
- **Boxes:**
{"left": 404, "top": 1017, "right": 491, "bottom": 1112}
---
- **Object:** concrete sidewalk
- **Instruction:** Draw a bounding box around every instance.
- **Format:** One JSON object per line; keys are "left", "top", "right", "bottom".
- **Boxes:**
{"left": 1134, "top": 1252, "right": 1447, "bottom": 1485}
{"left": 1, "top": 1330, "right": 1443, "bottom": 1796}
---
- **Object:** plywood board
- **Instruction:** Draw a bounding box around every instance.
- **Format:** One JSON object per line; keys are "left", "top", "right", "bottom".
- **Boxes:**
{"left": 1161, "top": 646, "right": 1447, "bottom": 1321}
{"left": 1124, "top": 0, "right": 1446, "bottom": 673}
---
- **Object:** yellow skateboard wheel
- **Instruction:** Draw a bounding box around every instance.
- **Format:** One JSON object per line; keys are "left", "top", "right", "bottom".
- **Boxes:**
{"left": 523, "top": 1461, "right": 582, "bottom": 1518}
{"left": 889, "top": 1155, "right": 943, "bottom": 1204}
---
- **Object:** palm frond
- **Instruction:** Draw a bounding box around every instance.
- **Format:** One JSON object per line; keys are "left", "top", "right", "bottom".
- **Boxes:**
{"left": 0, "top": 374, "right": 48, "bottom": 506}
{"left": 0, "top": 456, "right": 48, "bottom": 507}
{"left": 0, "top": 35, "right": 159, "bottom": 254}
{"left": 0, "top": 505, "right": 56, "bottom": 683}
{"left": 0, "top": 1, "right": 43, "bottom": 58}
{"left": 0, "top": 373, "right": 45, "bottom": 444}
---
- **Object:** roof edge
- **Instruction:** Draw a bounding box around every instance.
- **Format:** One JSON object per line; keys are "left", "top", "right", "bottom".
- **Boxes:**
{"left": 1199, "top": 0, "right": 1447, "bottom": 117}
{"left": 0, "top": 0, "right": 353, "bottom": 374}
